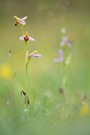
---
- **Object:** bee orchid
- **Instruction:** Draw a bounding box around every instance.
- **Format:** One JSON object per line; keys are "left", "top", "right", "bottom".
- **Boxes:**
{"left": 19, "top": 32, "right": 35, "bottom": 43}
{"left": 14, "top": 16, "right": 27, "bottom": 26}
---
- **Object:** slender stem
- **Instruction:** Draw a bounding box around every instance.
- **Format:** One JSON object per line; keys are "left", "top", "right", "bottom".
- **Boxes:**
{"left": 20, "top": 25, "right": 29, "bottom": 107}
{"left": 20, "top": 25, "right": 24, "bottom": 35}
{"left": 25, "top": 60, "right": 28, "bottom": 93}
{"left": 25, "top": 44, "right": 29, "bottom": 108}
{"left": 25, "top": 63, "right": 28, "bottom": 104}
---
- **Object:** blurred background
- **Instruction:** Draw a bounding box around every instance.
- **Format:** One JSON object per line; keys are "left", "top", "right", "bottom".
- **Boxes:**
{"left": 0, "top": 0, "right": 90, "bottom": 135}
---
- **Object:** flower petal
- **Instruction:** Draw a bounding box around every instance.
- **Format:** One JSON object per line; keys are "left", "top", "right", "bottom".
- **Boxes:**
{"left": 66, "top": 41, "right": 71, "bottom": 47}
{"left": 58, "top": 49, "right": 63, "bottom": 56}
{"left": 60, "top": 37, "right": 67, "bottom": 46}
{"left": 19, "top": 19, "right": 26, "bottom": 25}
{"left": 54, "top": 49, "right": 64, "bottom": 63}
{"left": 32, "top": 54, "right": 42, "bottom": 58}
{"left": 19, "top": 36, "right": 24, "bottom": 40}
{"left": 22, "top": 16, "right": 27, "bottom": 20}
{"left": 54, "top": 57, "right": 64, "bottom": 62}
{"left": 28, "top": 36, "right": 35, "bottom": 41}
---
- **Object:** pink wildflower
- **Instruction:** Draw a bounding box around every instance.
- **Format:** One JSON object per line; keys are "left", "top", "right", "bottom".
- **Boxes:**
{"left": 19, "top": 32, "right": 35, "bottom": 43}
{"left": 14, "top": 16, "right": 27, "bottom": 26}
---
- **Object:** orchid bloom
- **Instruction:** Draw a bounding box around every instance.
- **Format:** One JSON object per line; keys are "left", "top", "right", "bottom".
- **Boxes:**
{"left": 19, "top": 32, "right": 35, "bottom": 43}
{"left": 25, "top": 50, "right": 42, "bottom": 71}
{"left": 28, "top": 52, "right": 42, "bottom": 60}
{"left": 54, "top": 49, "right": 64, "bottom": 63}
{"left": 60, "top": 36, "right": 71, "bottom": 47}
{"left": 13, "top": 16, "right": 27, "bottom": 26}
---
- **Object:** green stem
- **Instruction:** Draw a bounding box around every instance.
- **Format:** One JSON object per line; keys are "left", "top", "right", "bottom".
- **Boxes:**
{"left": 25, "top": 64, "right": 28, "bottom": 104}
{"left": 63, "top": 65, "right": 68, "bottom": 88}
{"left": 20, "top": 25, "right": 24, "bottom": 35}
{"left": 25, "top": 44, "right": 29, "bottom": 108}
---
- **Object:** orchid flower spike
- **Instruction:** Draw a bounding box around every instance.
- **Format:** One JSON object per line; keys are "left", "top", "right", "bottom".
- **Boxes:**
{"left": 19, "top": 32, "right": 35, "bottom": 43}
{"left": 54, "top": 49, "right": 64, "bottom": 63}
{"left": 13, "top": 16, "right": 27, "bottom": 26}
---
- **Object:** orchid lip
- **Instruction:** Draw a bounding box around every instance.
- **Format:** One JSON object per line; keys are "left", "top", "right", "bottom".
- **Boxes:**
{"left": 33, "top": 54, "right": 42, "bottom": 58}
{"left": 19, "top": 34, "right": 35, "bottom": 42}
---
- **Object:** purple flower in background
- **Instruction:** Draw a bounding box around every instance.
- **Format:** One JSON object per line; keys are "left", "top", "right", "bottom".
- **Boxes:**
{"left": 54, "top": 49, "right": 64, "bottom": 63}
{"left": 60, "top": 36, "right": 71, "bottom": 47}
{"left": 14, "top": 16, "right": 27, "bottom": 26}
{"left": 19, "top": 32, "right": 35, "bottom": 42}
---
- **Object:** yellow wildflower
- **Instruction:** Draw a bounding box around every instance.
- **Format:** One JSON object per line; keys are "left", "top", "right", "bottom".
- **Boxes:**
{"left": 0, "top": 64, "right": 12, "bottom": 79}
{"left": 80, "top": 102, "right": 89, "bottom": 116}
